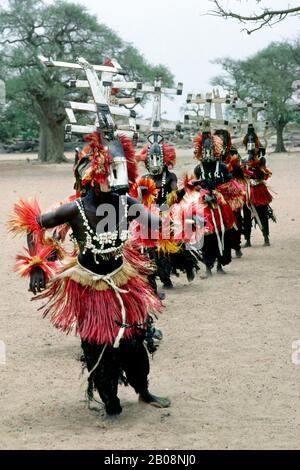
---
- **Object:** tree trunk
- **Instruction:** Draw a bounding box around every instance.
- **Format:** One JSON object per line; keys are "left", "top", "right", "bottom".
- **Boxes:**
{"left": 274, "top": 120, "right": 287, "bottom": 153}
{"left": 38, "top": 118, "right": 66, "bottom": 163}
{"left": 36, "top": 97, "right": 66, "bottom": 163}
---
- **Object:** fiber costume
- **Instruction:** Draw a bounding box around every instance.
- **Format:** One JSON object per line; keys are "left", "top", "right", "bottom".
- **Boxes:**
{"left": 9, "top": 131, "right": 170, "bottom": 418}
{"left": 193, "top": 131, "right": 237, "bottom": 276}
{"left": 242, "top": 125, "right": 275, "bottom": 247}
{"left": 138, "top": 141, "right": 178, "bottom": 207}
{"left": 215, "top": 129, "right": 246, "bottom": 257}
{"left": 137, "top": 141, "right": 200, "bottom": 286}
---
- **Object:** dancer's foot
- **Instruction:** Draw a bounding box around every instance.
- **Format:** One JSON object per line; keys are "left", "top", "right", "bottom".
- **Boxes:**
{"left": 153, "top": 328, "right": 163, "bottom": 341}
{"left": 263, "top": 237, "right": 270, "bottom": 246}
{"left": 105, "top": 398, "right": 122, "bottom": 417}
{"left": 243, "top": 239, "right": 251, "bottom": 248}
{"left": 235, "top": 248, "right": 243, "bottom": 258}
{"left": 139, "top": 391, "right": 171, "bottom": 408}
{"left": 104, "top": 413, "right": 121, "bottom": 424}
{"left": 217, "top": 264, "right": 226, "bottom": 274}
{"left": 162, "top": 279, "right": 173, "bottom": 289}
{"left": 158, "top": 290, "right": 166, "bottom": 300}
{"left": 201, "top": 267, "right": 212, "bottom": 279}
{"left": 186, "top": 267, "right": 195, "bottom": 282}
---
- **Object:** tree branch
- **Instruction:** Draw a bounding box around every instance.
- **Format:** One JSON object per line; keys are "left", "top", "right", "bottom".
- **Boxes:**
{"left": 208, "top": 1, "right": 300, "bottom": 33}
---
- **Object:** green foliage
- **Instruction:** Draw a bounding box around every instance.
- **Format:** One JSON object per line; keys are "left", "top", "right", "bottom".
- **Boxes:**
{"left": 211, "top": 41, "right": 299, "bottom": 128}
{"left": 0, "top": 0, "right": 174, "bottom": 155}
{"left": 0, "top": 103, "right": 39, "bottom": 141}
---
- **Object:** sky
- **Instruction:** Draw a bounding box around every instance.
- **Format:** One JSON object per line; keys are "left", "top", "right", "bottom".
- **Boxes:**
{"left": 71, "top": 0, "right": 300, "bottom": 119}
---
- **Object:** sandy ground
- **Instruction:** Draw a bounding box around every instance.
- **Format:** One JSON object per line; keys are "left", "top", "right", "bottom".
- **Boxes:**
{"left": 0, "top": 149, "right": 300, "bottom": 450}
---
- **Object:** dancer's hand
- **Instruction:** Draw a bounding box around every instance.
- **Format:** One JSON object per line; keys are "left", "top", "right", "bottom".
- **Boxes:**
{"left": 29, "top": 266, "right": 46, "bottom": 294}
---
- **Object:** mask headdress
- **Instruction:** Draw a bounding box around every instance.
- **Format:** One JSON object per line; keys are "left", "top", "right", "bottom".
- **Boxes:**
{"left": 118, "top": 133, "right": 138, "bottom": 185}
{"left": 243, "top": 124, "right": 260, "bottom": 157}
{"left": 136, "top": 141, "right": 176, "bottom": 174}
{"left": 102, "top": 58, "right": 119, "bottom": 96}
{"left": 162, "top": 143, "right": 176, "bottom": 169}
{"left": 77, "top": 132, "right": 111, "bottom": 188}
{"left": 75, "top": 131, "right": 138, "bottom": 192}
{"left": 214, "top": 129, "right": 232, "bottom": 158}
{"left": 193, "top": 132, "right": 223, "bottom": 162}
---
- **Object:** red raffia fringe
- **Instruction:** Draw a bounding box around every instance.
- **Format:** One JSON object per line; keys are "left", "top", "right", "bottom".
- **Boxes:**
{"left": 217, "top": 179, "right": 246, "bottom": 211}
{"left": 35, "top": 273, "right": 162, "bottom": 345}
{"left": 7, "top": 198, "right": 43, "bottom": 243}
{"left": 129, "top": 177, "right": 158, "bottom": 207}
{"left": 250, "top": 183, "right": 273, "bottom": 206}
{"left": 135, "top": 143, "right": 176, "bottom": 169}
{"left": 193, "top": 133, "right": 223, "bottom": 160}
{"left": 123, "top": 242, "right": 155, "bottom": 276}
{"left": 200, "top": 190, "right": 236, "bottom": 234}
{"left": 118, "top": 133, "right": 138, "bottom": 184}
{"left": 14, "top": 245, "right": 57, "bottom": 281}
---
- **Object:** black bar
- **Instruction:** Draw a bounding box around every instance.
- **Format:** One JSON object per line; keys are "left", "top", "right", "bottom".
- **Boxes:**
{"left": 0, "top": 450, "right": 297, "bottom": 466}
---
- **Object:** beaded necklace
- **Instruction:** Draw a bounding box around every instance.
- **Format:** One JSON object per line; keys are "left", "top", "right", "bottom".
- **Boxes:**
{"left": 199, "top": 161, "right": 221, "bottom": 180}
{"left": 160, "top": 169, "right": 167, "bottom": 202}
{"left": 75, "top": 196, "right": 129, "bottom": 264}
{"left": 214, "top": 160, "right": 220, "bottom": 179}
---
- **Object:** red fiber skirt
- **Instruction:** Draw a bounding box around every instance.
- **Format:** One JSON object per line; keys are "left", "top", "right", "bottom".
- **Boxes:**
{"left": 35, "top": 256, "right": 162, "bottom": 345}
{"left": 250, "top": 182, "right": 273, "bottom": 206}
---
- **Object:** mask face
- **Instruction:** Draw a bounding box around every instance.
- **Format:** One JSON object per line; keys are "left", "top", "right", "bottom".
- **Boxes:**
{"left": 75, "top": 138, "right": 129, "bottom": 193}
{"left": 247, "top": 135, "right": 256, "bottom": 159}
{"left": 202, "top": 137, "right": 215, "bottom": 162}
{"left": 230, "top": 146, "right": 239, "bottom": 159}
{"left": 147, "top": 142, "right": 164, "bottom": 175}
{"left": 75, "top": 155, "right": 91, "bottom": 184}
{"left": 106, "top": 139, "right": 129, "bottom": 192}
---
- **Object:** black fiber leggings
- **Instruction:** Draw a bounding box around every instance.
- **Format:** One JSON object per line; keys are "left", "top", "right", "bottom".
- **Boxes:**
{"left": 231, "top": 209, "right": 243, "bottom": 251}
{"left": 243, "top": 204, "right": 269, "bottom": 241}
{"left": 81, "top": 336, "right": 149, "bottom": 415}
{"left": 202, "top": 230, "right": 233, "bottom": 269}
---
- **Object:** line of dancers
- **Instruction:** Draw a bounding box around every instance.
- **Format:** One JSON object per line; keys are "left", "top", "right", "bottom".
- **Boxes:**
{"left": 8, "top": 124, "right": 275, "bottom": 421}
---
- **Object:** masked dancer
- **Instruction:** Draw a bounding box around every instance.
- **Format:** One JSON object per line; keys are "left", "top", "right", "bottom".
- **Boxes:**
{"left": 9, "top": 131, "right": 171, "bottom": 420}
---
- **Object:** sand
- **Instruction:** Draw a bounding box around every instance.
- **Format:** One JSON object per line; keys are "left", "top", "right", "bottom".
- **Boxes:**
{"left": 0, "top": 149, "right": 299, "bottom": 450}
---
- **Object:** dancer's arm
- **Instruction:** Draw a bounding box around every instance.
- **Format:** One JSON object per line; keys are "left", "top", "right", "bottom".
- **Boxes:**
{"left": 28, "top": 202, "right": 78, "bottom": 294}
{"left": 37, "top": 202, "right": 78, "bottom": 230}
{"left": 170, "top": 172, "right": 178, "bottom": 191}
